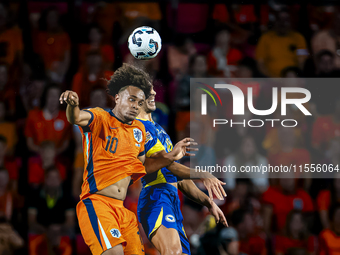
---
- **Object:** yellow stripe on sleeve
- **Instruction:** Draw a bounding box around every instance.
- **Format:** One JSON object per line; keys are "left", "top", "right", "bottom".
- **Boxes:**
{"left": 146, "top": 139, "right": 165, "bottom": 157}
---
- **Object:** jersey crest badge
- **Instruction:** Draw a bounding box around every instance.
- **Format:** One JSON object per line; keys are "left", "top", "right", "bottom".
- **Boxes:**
{"left": 110, "top": 228, "right": 121, "bottom": 238}
{"left": 165, "top": 214, "right": 176, "bottom": 222}
{"left": 145, "top": 131, "right": 153, "bottom": 144}
{"left": 133, "top": 128, "right": 143, "bottom": 143}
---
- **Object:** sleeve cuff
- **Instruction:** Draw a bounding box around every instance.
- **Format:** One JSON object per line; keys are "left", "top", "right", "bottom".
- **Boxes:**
{"left": 138, "top": 150, "right": 145, "bottom": 157}
{"left": 83, "top": 109, "right": 94, "bottom": 126}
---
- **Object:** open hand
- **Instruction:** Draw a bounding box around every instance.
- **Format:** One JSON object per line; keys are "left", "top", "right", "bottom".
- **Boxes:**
{"left": 202, "top": 176, "right": 227, "bottom": 200}
{"left": 171, "top": 138, "right": 198, "bottom": 161}
{"left": 208, "top": 201, "right": 228, "bottom": 227}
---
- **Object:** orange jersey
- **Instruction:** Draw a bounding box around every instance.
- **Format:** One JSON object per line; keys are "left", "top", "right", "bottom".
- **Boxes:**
{"left": 79, "top": 107, "right": 146, "bottom": 200}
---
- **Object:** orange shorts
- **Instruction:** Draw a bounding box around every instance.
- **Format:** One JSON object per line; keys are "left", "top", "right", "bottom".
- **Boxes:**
{"left": 77, "top": 194, "right": 145, "bottom": 255}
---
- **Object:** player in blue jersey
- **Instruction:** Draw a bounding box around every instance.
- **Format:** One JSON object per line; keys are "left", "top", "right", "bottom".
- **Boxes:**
{"left": 137, "top": 88, "right": 227, "bottom": 255}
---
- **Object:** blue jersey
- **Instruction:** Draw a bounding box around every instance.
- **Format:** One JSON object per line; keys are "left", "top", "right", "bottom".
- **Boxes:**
{"left": 137, "top": 118, "right": 178, "bottom": 188}
{"left": 137, "top": 118, "right": 190, "bottom": 254}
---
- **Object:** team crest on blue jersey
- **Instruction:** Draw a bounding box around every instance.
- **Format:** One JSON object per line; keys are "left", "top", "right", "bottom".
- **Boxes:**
{"left": 145, "top": 131, "right": 153, "bottom": 144}
{"left": 165, "top": 214, "right": 176, "bottom": 222}
{"left": 133, "top": 128, "right": 143, "bottom": 143}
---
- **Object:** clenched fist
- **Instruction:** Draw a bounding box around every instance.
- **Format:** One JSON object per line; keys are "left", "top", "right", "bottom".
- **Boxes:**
{"left": 60, "top": 90, "right": 79, "bottom": 106}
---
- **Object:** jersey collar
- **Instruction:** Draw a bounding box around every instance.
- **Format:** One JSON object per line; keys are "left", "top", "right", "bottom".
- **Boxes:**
{"left": 136, "top": 117, "right": 154, "bottom": 123}
{"left": 108, "top": 109, "right": 133, "bottom": 125}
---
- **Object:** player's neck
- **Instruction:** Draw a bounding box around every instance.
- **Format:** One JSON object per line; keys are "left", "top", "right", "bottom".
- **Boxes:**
{"left": 112, "top": 108, "right": 132, "bottom": 124}
{"left": 138, "top": 111, "right": 153, "bottom": 121}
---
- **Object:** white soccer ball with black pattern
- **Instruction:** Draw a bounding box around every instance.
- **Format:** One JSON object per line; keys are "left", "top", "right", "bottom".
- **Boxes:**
{"left": 128, "top": 26, "right": 162, "bottom": 60}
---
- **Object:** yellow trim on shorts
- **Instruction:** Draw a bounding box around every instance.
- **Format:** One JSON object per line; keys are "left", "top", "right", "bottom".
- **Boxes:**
{"left": 144, "top": 170, "right": 167, "bottom": 188}
{"left": 149, "top": 207, "right": 163, "bottom": 238}
{"left": 182, "top": 226, "right": 187, "bottom": 238}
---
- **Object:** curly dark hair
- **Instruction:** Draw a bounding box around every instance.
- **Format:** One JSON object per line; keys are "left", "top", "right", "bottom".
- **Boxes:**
{"left": 106, "top": 63, "right": 152, "bottom": 99}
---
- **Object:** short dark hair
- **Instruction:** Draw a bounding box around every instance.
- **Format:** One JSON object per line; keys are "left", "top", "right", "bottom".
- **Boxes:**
{"left": 106, "top": 63, "right": 152, "bottom": 99}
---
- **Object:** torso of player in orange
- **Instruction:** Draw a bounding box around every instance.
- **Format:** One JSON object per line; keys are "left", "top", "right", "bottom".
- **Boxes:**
{"left": 79, "top": 107, "right": 146, "bottom": 200}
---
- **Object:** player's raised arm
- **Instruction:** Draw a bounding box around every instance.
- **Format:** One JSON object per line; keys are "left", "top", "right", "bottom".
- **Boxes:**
{"left": 59, "top": 90, "right": 92, "bottom": 126}
{"left": 177, "top": 180, "right": 228, "bottom": 227}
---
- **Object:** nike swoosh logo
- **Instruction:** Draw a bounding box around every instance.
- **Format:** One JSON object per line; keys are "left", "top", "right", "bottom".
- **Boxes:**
{"left": 110, "top": 127, "right": 118, "bottom": 129}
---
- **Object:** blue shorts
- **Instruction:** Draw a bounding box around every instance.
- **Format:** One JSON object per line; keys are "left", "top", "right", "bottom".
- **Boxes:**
{"left": 137, "top": 183, "right": 191, "bottom": 254}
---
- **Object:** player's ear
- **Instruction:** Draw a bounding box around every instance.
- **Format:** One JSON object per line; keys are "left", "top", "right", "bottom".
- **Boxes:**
{"left": 114, "top": 94, "right": 120, "bottom": 104}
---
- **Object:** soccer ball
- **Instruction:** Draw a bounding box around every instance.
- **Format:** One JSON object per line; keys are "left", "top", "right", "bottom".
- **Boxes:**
{"left": 128, "top": 26, "right": 162, "bottom": 60}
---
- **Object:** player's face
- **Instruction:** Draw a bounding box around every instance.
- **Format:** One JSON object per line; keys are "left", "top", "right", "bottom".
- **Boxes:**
{"left": 116, "top": 86, "right": 145, "bottom": 122}
{"left": 145, "top": 88, "right": 156, "bottom": 113}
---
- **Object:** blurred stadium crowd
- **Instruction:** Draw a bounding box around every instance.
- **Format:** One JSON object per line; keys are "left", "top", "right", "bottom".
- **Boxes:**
{"left": 2, "top": 0, "right": 340, "bottom": 254}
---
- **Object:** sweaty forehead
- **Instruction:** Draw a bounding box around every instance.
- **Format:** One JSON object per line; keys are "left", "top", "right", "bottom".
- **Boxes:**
{"left": 122, "top": 86, "right": 145, "bottom": 100}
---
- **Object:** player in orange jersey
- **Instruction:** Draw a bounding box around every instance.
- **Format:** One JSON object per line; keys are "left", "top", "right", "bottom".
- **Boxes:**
{"left": 59, "top": 64, "right": 196, "bottom": 255}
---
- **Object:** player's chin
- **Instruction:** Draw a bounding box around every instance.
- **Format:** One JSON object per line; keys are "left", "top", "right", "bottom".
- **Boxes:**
{"left": 147, "top": 105, "right": 156, "bottom": 112}
{"left": 125, "top": 113, "right": 138, "bottom": 121}
{"left": 146, "top": 103, "right": 156, "bottom": 112}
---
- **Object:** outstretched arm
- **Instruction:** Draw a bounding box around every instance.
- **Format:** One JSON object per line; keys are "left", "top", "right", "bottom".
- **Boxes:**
{"left": 140, "top": 138, "right": 198, "bottom": 174}
{"left": 59, "top": 90, "right": 92, "bottom": 126}
{"left": 167, "top": 162, "right": 227, "bottom": 200}
{"left": 144, "top": 147, "right": 227, "bottom": 200}
{"left": 139, "top": 153, "right": 173, "bottom": 173}
{"left": 178, "top": 180, "right": 228, "bottom": 226}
